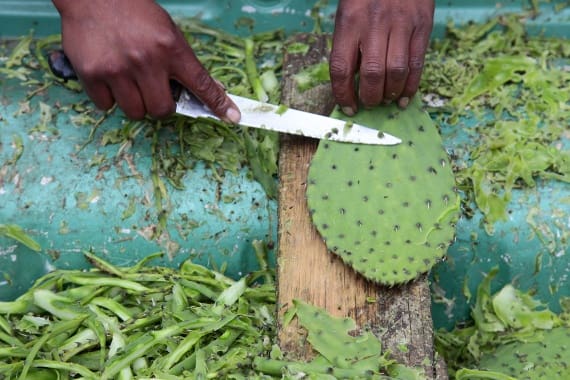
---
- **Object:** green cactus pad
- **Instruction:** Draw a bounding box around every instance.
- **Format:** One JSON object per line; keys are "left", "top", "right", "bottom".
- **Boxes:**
{"left": 306, "top": 96, "right": 460, "bottom": 285}
{"left": 478, "top": 326, "right": 570, "bottom": 379}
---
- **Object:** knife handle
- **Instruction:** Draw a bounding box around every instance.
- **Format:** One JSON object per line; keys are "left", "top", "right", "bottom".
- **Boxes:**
{"left": 47, "top": 49, "right": 183, "bottom": 100}
{"left": 47, "top": 49, "right": 78, "bottom": 80}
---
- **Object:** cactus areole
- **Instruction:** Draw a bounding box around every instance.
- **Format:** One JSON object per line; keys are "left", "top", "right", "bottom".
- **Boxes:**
{"left": 306, "top": 96, "right": 460, "bottom": 285}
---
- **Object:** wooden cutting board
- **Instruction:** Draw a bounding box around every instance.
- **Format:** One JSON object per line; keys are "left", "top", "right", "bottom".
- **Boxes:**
{"left": 277, "top": 33, "right": 447, "bottom": 379}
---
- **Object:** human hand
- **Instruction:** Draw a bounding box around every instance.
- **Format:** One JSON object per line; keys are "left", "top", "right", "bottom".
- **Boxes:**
{"left": 330, "top": 0, "right": 434, "bottom": 114}
{"left": 51, "top": 0, "right": 241, "bottom": 123}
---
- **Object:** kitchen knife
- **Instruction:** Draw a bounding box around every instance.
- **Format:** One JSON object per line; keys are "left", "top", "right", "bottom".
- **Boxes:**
{"left": 48, "top": 50, "right": 401, "bottom": 145}
{"left": 176, "top": 90, "right": 401, "bottom": 145}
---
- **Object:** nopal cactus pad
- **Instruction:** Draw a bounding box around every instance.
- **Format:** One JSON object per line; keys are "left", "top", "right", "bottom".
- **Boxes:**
{"left": 306, "top": 96, "right": 460, "bottom": 285}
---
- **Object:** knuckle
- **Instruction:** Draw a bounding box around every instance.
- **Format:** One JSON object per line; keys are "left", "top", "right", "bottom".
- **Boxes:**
{"left": 336, "top": 3, "right": 360, "bottom": 24}
{"left": 417, "top": 6, "right": 435, "bottom": 25}
{"left": 102, "top": 61, "right": 128, "bottom": 79}
{"left": 409, "top": 56, "right": 425, "bottom": 71}
{"left": 191, "top": 72, "right": 228, "bottom": 113}
{"left": 371, "top": 2, "right": 405, "bottom": 22}
{"left": 392, "top": 6, "right": 407, "bottom": 20}
{"left": 155, "top": 30, "right": 180, "bottom": 51}
{"left": 329, "top": 56, "right": 352, "bottom": 82}
{"left": 408, "top": 8, "right": 434, "bottom": 31}
{"left": 126, "top": 49, "right": 149, "bottom": 68}
{"left": 360, "top": 61, "right": 385, "bottom": 84}
{"left": 368, "top": 1, "right": 389, "bottom": 19}
{"left": 78, "top": 55, "right": 128, "bottom": 79}
{"left": 192, "top": 69, "right": 216, "bottom": 95}
{"left": 77, "top": 62, "right": 107, "bottom": 81}
{"left": 207, "top": 91, "right": 230, "bottom": 113}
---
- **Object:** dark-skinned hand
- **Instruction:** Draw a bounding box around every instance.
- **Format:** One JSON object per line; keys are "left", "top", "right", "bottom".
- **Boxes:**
{"left": 330, "top": 0, "right": 435, "bottom": 115}
{"left": 52, "top": 1, "right": 433, "bottom": 121}
{"left": 51, "top": 0, "right": 241, "bottom": 123}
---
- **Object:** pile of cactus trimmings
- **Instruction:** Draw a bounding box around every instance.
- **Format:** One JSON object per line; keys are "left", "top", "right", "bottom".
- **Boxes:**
{"left": 255, "top": 300, "right": 426, "bottom": 379}
{"left": 436, "top": 267, "right": 570, "bottom": 379}
{"left": 0, "top": 251, "right": 277, "bottom": 380}
{"left": 306, "top": 96, "right": 460, "bottom": 285}
{"left": 0, "top": 251, "right": 425, "bottom": 379}
{"left": 477, "top": 327, "right": 570, "bottom": 379}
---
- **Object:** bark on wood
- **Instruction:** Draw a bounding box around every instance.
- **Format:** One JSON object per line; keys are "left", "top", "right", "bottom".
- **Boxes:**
{"left": 276, "top": 33, "right": 447, "bottom": 379}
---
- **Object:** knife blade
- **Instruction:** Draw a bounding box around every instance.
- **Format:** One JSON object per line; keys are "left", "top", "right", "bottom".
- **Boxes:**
{"left": 177, "top": 90, "right": 401, "bottom": 145}
{"left": 48, "top": 50, "right": 400, "bottom": 145}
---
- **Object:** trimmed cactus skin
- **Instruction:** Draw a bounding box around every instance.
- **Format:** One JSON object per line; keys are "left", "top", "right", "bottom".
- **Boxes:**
{"left": 293, "top": 299, "right": 382, "bottom": 370}
{"left": 478, "top": 326, "right": 570, "bottom": 379}
{"left": 306, "top": 96, "right": 460, "bottom": 285}
{"left": 253, "top": 299, "right": 426, "bottom": 378}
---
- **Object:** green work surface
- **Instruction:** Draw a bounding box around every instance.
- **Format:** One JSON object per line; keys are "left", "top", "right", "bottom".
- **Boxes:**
{"left": 1, "top": 1, "right": 569, "bottom": 331}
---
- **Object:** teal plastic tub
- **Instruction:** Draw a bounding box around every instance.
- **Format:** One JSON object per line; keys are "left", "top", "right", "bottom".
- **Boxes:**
{"left": 1, "top": 0, "right": 569, "bottom": 330}
{"left": 2, "top": 0, "right": 569, "bottom": 37}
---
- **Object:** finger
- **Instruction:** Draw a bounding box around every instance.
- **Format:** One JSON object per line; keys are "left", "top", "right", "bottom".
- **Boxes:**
{"left": 81, "top": 80, "right": 115, "bottom": 111}
{"left": 171, "top": 44, "right": 240, "bottom": 124}
{"left": 137, "top": 71, "right": 176, "bottom": 119}
{"left": 108, "top": 78, "right": 146, "bottom": 120}
{"left": 330, "top": 4, "right": 360, "bottom": 116}
{"left": 358, "top": 29, "right": 389, "bottom": 108}
{"left": 384, "top": 26, "right": 413, "bottom": 104}
{"left": 399, "top": 26, "right": 431, "bottom": 108}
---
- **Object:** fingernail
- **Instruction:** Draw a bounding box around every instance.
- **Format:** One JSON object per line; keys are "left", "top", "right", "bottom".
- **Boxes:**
{"left": 398, "top": 97, "right": 410, "bottom": 108}
{"left": 341, "top": 106, "right": 355, "bottom": 116}
{"left": 224, "top": 107, "right": 241, "bottom": 124}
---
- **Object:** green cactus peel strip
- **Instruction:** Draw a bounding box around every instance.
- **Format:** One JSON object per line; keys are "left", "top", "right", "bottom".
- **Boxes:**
{"left": 436, "top": 266, "right": 570, "bottom": 379}
{"left": 306, "top": 96, "right": 460, "bottom": 285}
{"left": 476, "top": 326, "right": 570, "bottom": 379}
{"left": 254, "top": 299, "right": 425, "bottom": 379}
